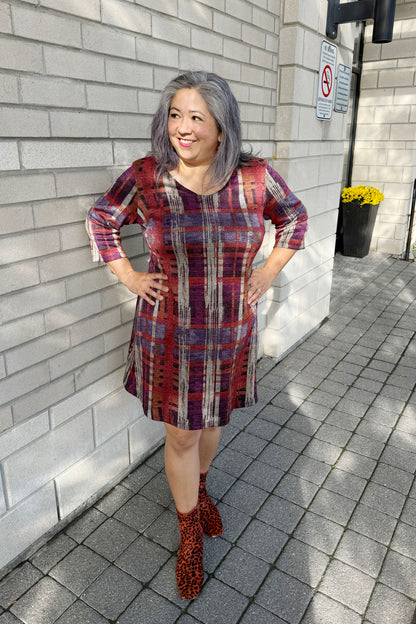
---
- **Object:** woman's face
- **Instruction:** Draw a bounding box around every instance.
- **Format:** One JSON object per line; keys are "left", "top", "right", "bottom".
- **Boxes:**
{"left": 168, "top": 88, "right": 222, "bottom": 168}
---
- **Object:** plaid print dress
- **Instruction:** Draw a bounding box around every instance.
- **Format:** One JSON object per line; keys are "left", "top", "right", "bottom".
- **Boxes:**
{"left": 86, "top": 157, "right": 307, "bottom": 430}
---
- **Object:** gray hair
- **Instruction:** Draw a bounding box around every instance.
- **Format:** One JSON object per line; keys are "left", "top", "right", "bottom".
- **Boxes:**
{"left": 151, "top": 71, "right": 252, "bottom": 188}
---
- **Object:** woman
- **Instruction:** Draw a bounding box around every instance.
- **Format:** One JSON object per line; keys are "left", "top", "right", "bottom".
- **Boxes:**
{"left": 86, "top": 71, "right": 307, "bottom": 599}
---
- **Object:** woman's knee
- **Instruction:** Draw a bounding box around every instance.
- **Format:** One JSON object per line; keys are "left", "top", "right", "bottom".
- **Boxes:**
{"left": 165, "top": 423, "right": 201, "bottom": 452}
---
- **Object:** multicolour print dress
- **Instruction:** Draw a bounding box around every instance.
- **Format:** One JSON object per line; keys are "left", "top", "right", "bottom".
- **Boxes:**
{"left": 86, "top": 157, "right": 307, "bottom": 430}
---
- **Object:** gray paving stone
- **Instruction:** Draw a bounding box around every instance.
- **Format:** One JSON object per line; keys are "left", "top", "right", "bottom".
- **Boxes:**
{"left": 0, "top": 614, "right": 24, "bottom": 624}
{"left": 319, "top": 559, "right": 375, "bottom": 614}
{"left": 400, "top": 497, "right": 416, "bottom": 527}
{"left": 283, "top": 381, "right": 314, "bottom": 400}
{"left": 356, "top": 419, "right": 392, "bottom": 442}
{"left": 55, "top": 600, "right": 108, "bottom": 624}
{"left": 240, "top": 459, "right": 284, "bottom": 492}
{"left": 122, "top": 463, "right": 157, "bottom": 493}
{"left": 175, "top": 615, "right": 202, "bottom": 624}
{"left": 118, "top": 587, "right": 180, "bottom": 624}
{"left": 335, "top": 529, "right": 387, "bottom": 577}
{"left": 301, "top": 591, "right": 362, "bottom": 624}
{"left": 65, "top": 508, "right": 107, "bottom": 543}
{"left": 114, "top": 493, "right": 164, "bottom": 532}
{"left": 271, "top": 392, "right": 304, "bottom": 412}
{"left": 222, "top": 479, "right": 268, "bottom": 515}
{"left": 318, "top": 379, "right": 349, "bottom": 398}
{"left": 374, "top": 395, "right": 407, "bottom": 414}
{"left": 140, "top": 473, "right": 173, "bottom": 507}
{"left": 218, "top": 423, "right": 239, "bottom": 446}
{"left": 289, "top": 455, "right": 331, "bottom": 486}
{"left": 257, "top": 495, "right": 304, "bottom": 533}
{"left": 30, "top": 535, "right": 77, "bottom": 575}
{"left": 212, "top": 447, "right": 252, "bottom": 477}
{"left": 323, "top": 468, "right": 367, "bottom": 501}
{"left": 336, "top": 398, "right": 368, "bottom": 418}
{"left": 255, "top": 568, "right": 313, "bottom": 624}
{"left": 273, "top": 428, "right": 311, "bottom": 453}
{"left": 273, "top": 474, "right": 319, "bottom": 508}
{"left": 365, "top": 582, "right": 415, "bottom": 624}
{"left": 389, "top": 430, "right": 416, "bottom": 455}
{"left": 49, "top": 546, "right": 108, "bottom": 596}
{"left": 296, "top": 402, "right": 331, "bottom": 422}
{"left": 188, "top": 578, "right": 249, "bottom": 624}
{"left": 239, "top": 603, "right": 286, "bottom": 624}
{"left": 353, "top": 376, "right": 383, "bottom": 393}
{"left": 202, "top": 535, "right": 231, "bottom": 574}
{"left": 80, "top": 565, "right": 141, "bottom": 620}
{"left": 115, "top": 535, "right": 170, "bottom": 583}
{"left": 0, "top": 563, "right": 43, "bottom": 609}
{"left": 336, "top": 450, "right": 377, "bottom": 479}
{"left": 286, "top": 413, "right": 321, "bottom": 436}
{"left": 309, "top": 488, "right": 356, "bottom": 526}
{"left": 346, "top": 434, "right": 385, "bottom": 460}
{"left": 349, "top": 504, "right": 397, "bottom": 545}
{"left": 396, "top": 414, "right": 416, "bottom": 436}
{"left": 391, "top": 521, "right": 416, "bottom": 560}
{"left": 84, "top": 517, "right": 137, "bottom": 561}
{"left": 94, "top": 484, "right": 133, "bottom": 516}
{"left": 144, "top": 509, "right": 179, "bottom": 551}
{"left": 303, "top": 438, "right": 343, "bottom": 465}
{"left": 149, "top": 557, "right": 192, "bottom": 607}
{"left": 381, "top": 444, "right": 416, "bottom": 473}
{"left": 360, "top": 367, "right": 389, "bottom": 383}
{"left": 245, "top": 417, "right": 280, "bottom": 441}
{"left": 361, "top": 482, "right": 406, "bottom": 518}
{"left": 200, "top": 465, "right": 235, "bottom": 500}
{"left": 145, "top": 447, "right": 165, "bottom": 471}
{"left": 325, "top": 410, "right": 360, "bottom": 431}
{"left": 294, "top": 512, "right": 343, "bottom": 555}
{"left": 257, "top": 443, "right": 298, "bottom": 471}
{"left": 276, "top": 538, "right": 329, "bottom": 588}
{"left": 215, "top": 546, "right": 270, "bottom": 596}
{"left": 217, "top": 502, "right": 251, "bottom": 542}
{"left": 371, "top": 463, "right": 413, "bottom": 495}
{"left": 10, "top": 577, "right": 76, "bottom": 624}
{"left": 379, "top": 550, "right": 416, "bottom": 599}
{"left": 257, "top": 404, "right": 292, "bottom": 425}
{"left": 228, "top": 431, "right": 267, "bottom": 458}
{"left": 237, "top": 519, "right": 288, "bottom": 563}
{"left": 328, "top": 370, "right": 357, "bottom": 387}
{"left": 315, "top": 423, "right": 352, "bottom": 447}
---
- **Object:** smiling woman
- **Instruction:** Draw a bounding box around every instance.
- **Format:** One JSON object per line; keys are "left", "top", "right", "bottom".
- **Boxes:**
{"left": 86, "top": 70, "right": 308, "bottom": 600}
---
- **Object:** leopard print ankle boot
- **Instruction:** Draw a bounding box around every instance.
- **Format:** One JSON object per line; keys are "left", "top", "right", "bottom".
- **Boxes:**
{"left": 176, "top": 504, "right": 204, "bottom": 599}
{"left": 198, "top": 472, "right": 223, "bottom": 538}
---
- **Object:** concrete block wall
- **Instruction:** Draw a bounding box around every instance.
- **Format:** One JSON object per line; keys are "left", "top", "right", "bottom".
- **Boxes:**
{"left": 261, "top": 0, "right": 355, "bottom": 356}
{"left": 353, "top": 0, "right": 416, "bottom": 255}
{"left": 0, "top": 0, "right": 288, "bottom": 574}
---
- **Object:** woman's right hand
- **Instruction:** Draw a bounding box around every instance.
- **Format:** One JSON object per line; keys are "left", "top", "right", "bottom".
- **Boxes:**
{"left": 124, "top": 270, "right": 169, "bottom": 305}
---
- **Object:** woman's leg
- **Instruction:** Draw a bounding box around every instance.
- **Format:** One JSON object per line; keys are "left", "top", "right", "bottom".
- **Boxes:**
{"left": 164, "top": 423, "right": 204, "bottom": 599}
{"left": 199, "top": 426, "right": 222, "bottom": 473}
{"left": 198, "top": 426, "right": 223, "bottom": 537}
{"left": 164, "top": 423, "right": 202, "bottom": 513}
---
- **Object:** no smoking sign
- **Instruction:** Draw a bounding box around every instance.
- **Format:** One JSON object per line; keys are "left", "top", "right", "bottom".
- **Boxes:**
{"left": 317, "top": 41, "right": 337, "bottom": 120}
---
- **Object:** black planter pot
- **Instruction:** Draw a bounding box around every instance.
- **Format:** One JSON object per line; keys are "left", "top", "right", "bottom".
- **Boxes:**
{"left": 341, "top": 201, "right": 379, "bottom": 258}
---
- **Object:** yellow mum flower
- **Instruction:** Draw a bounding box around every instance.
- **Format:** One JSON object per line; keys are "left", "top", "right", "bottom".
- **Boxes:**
{"left": 341, "top": 185, "right": 384, "bottom": 206}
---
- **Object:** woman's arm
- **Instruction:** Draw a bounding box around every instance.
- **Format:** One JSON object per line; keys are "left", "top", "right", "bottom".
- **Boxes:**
{"left": 247, "top": 247, "right": 295, "bottom": 306}
{"left": 107, "top": 257, "right": 169, "bottom": 306}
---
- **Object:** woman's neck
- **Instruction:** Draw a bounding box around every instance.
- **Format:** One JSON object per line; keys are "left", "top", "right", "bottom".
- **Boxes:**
{"left": 170, "top": 162, "right": 218, "bottom": 195}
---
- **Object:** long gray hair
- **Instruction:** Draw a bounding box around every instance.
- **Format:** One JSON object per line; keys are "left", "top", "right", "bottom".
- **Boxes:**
{"left": 151, "top": 71, "right": 252, "bottom": 188}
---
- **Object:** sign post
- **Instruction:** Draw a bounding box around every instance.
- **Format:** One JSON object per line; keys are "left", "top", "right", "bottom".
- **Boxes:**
{"left": 316, "top": 40, "right": 337, "bottom": 120}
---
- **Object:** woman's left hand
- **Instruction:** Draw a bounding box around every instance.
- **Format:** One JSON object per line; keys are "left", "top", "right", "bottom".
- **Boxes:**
{"left": 247, "top": 267, "right": 275, "bottom": 306}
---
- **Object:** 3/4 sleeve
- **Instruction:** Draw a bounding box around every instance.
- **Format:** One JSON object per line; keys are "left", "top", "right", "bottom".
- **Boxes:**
{"left": 86, "top": 165, "right": 142, "bottom": 263}
{"left": 263, "top": 164, "right": 308, "bottom": 250}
